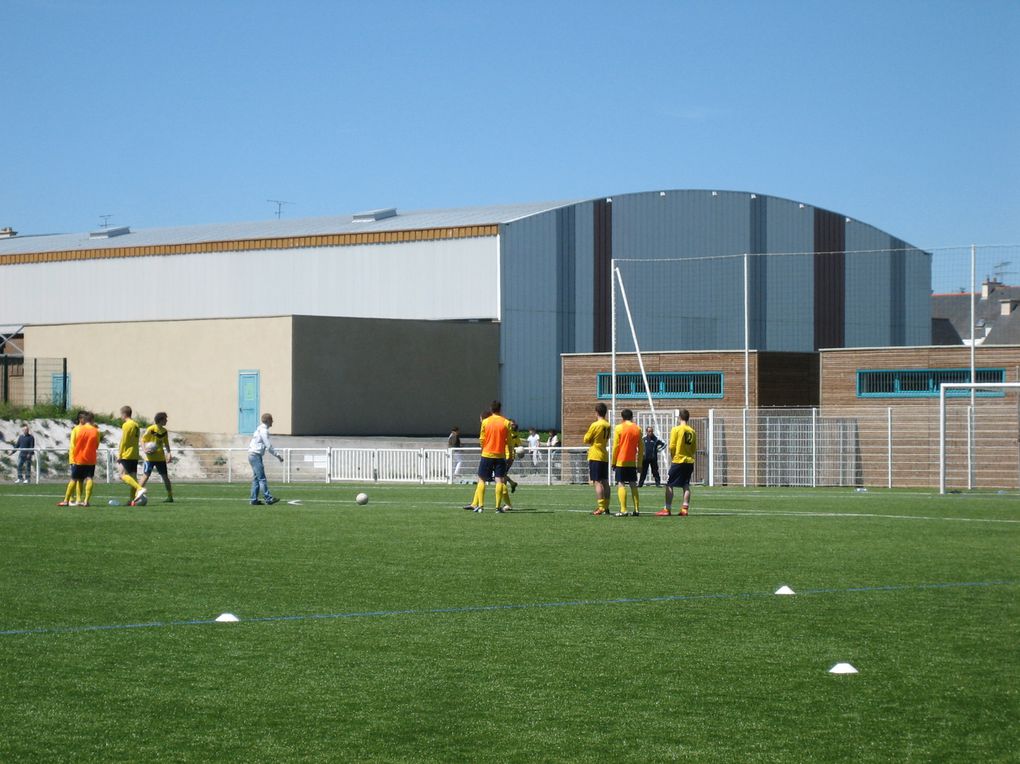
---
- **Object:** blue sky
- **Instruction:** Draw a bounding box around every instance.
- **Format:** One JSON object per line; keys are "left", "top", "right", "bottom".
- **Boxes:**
{"left": 3, "top": 0, "right": 1018, "bottom": 263}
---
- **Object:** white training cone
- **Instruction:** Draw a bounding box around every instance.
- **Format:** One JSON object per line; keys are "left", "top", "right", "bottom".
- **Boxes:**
{"left": 215, "top": 613, "right": 240, "bottom": 623}
{"left": 774, "top": 585, "right": 796, "bottom": 595}
{"left": 829, "top": 662, "right": 858, "bottom": 674}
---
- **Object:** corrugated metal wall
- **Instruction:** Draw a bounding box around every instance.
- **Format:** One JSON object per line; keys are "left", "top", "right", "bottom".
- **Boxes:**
{"left": 500, "top": 191, "right": 931, "bottom": 429}
{"left": 1, "top": 237, "right": 499, "bottom": 326}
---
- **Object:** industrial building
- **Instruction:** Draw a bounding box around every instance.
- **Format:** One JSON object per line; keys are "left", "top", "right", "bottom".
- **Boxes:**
{"left": 0, "top": 190, "right": 931, "bottom": 435}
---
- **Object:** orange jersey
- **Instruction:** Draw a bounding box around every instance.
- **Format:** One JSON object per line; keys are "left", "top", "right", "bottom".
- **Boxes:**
{"left": 613, "top": 420, "right": 643, "bottom": 467}
{"left": 479, "top": 414, "right": 511, "bottom": 459}
{"left": 72, "top": 424, "right": 100, "bottom": 466}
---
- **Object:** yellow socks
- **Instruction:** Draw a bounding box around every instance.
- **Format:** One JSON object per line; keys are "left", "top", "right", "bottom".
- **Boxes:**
{"left": 617, "top": 485, "right": 628, "bottom": 513}
{"left": 472, "top": 481, "right": 486, "bottom": 508}
{"left": 84, "top": 479, "right": 94, "bottom": 504}
{"left": 121, "top": 474, "right": 141, "bottom": 491}
{"left": 631, "top": 486, "right": 640, "bottom": 512}
{"left": 63, "top": 481, "right": 76, "bottom": 503}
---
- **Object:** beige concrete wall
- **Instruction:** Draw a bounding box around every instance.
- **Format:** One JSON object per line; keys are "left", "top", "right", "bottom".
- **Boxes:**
{"left": 292, "top": 316, "right": 499, "bottom": 435}
{"left": 25, "top": 317, "right": 294, "bottom": 434}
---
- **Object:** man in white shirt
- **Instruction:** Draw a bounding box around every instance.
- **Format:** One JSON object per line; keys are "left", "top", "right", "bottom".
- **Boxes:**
{"left": 526, "top": 428, "right": 542, "bottom": 466}
{"left": 248, "top": 413, "right": 284, "bottom": 505}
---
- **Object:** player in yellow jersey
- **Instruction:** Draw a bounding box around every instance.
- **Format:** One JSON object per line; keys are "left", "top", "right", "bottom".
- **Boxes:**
{"left": 583, "top": 402, "right": 611, "bottom": 515}
{"left": 138, "top": 412, "right": 174, "bottom": 503}
{"left": 463, "top": 401, "right": 512, "bottom": 513}
{"left": 59, "top": 411, "right": 87, "bottom": 506}
{"left": 658, "top": 409, "right": 697, "bottom": 517}
{"left": 117, "top": 405, "right": 147, "bottom": 505}
{"left": 612, "top": 408, "right": 643, "bottom": 516}
{"left": 501, "top": 419, "right": 522, "bottom": 508}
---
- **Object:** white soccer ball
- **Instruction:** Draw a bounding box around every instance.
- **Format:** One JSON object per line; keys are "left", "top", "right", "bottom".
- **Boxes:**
{"left": 355, "top": 492, "right": 369, "bottom": 505}
{"left": 515, "top": 446, "right": 526, "bottom": 458}
{"left": 143, "top": 441, "right": 159, "bottom": 455}
{"left": 134, "top": 493, "right": 148, "bottom": 506}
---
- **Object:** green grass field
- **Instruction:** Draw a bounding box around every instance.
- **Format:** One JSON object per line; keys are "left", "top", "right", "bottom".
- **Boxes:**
{"left": 0, "top": 481, "right": 1017, "bottom": 762}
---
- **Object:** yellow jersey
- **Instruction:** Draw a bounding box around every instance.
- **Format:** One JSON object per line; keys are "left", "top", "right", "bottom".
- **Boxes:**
{"left": 119, "top": 418, "right": 141, "bottom": 460}
{"left": 583, "top": 418, "right": 611, "bottom": 463}
{"left": 480, "top": 414, "right": 511, "bottom": 459}
{"left": 68, "top": 424, "right": 81, "bottom": 465}
{"left": 669, "top": 423, "right": 697, "bottom": 464}
{"left": 141, "top": 424, "right": 170, "bottom": 462}
{"left": 613, "top": 421, "right": 643, "bottom": 468}
{"left": 505, "top": 429, "right": 522, "bottom": 460}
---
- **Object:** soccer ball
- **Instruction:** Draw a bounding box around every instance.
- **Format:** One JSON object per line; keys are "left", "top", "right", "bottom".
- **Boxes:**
{"left": 515, "top": 446, "right": 526, "bottom": 458}
{"left": 355, "top": 492, "right": 369, "bottom": 505}
{"left": 143, "top": 441, "right": 159, "bottom": 455}
{"left": 134, "top": 493, "right": 149, "bottom": 506}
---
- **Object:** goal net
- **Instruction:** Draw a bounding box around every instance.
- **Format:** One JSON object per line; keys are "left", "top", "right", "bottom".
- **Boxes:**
{"left": 939, "top": 383, "right": 1020, "bottom": 494}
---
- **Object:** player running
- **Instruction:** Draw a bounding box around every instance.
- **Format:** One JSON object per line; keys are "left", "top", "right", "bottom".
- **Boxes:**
{"left": 138, "top": 412, "right": 174, "bottom": 503}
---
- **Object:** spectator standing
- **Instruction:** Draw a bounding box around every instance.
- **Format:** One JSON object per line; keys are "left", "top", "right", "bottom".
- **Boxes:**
{"left": 15, "top": 424, "right": 34, "bottom": 483}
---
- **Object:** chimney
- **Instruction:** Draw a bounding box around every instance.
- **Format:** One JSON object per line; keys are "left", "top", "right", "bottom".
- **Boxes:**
{"left": 981, "top": 278, "right": 1001, "bottom": 299}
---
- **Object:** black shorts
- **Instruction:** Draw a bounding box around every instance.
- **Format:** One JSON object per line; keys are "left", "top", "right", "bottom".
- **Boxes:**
{"left": 667, "top": 463, "right": 694, "bottom": 488}
{"left": 477, "top": 456, "right": 508, "bottom": 481}
{"left": 588, "top": 460, "right": 609, "bottom": 482}
{"left": 119, "top": 459, "right": 138, "bottom": 474}
{"left": 614, "top": 466, "right": 638, "bottom": 484}
{"left": 143, "top": 461, "right": 169, "bottom": 478}
{"left": 71, "top": 464, "right": 96, "bottom": 481}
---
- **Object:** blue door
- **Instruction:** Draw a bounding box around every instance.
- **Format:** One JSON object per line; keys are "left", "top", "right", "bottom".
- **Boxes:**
{"left": 238, "top": 371, "right": 260, "bottom": 434}
{"left": 51, "top": 373, "right": 71, "bottom": 408}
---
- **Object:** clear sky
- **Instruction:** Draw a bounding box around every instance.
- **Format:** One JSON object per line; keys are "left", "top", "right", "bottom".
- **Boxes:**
{"left": 3, "top": 0, "right": 1017, "bottom": 262}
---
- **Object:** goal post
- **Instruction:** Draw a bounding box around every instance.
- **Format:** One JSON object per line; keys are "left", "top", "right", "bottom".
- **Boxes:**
{"left": 939, "top": 382, "right": 1020, "bottom": 494}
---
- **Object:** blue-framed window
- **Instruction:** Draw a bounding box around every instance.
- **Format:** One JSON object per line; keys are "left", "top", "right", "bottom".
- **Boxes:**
{"left": 597, "top": 372, "right": 724, "bottom": 400}
{"left": 856, "top": 368, "right": 1006, "bottom": 398}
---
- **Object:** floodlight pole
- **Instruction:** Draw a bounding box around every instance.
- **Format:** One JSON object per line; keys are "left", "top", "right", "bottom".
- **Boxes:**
{"left": 613, "top": 265, "right": 657, "bottom": 417}
{"left": 610, "top": 258, "right": 617, "bottom": 477}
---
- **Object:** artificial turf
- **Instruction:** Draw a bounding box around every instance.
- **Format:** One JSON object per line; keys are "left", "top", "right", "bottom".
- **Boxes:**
{"left": 0, "top": 482, "right": 1017, "bottom": 762}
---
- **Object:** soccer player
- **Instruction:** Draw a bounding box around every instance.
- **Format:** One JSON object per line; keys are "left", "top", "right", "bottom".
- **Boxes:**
{"left": 138, "top": 412, "right": 174, "bottom": 503}
{"left": 118, "top": 405, "right": 147, "bottom": 505}
{"left": 59, "top": 411, "right": 87, "bottom": 506}
{"left": 60, "top": 411, "right": 99, "bottom": 507}
{"left": 248, "top": 413, "right": 284, "bottom": 505}
{"left": 613, "top": 408, "right": 643, "bottom": 516}
{"left": 658, "top": 409, "right": 697, "bottom": 517}
{"left": 504, "top": 419, "right": 521, "bottom": 497}
{"left": 463, "top": 401, "right": 511, "bottom": 513}
{"left": 15, "top": 423, "right": 34, "bottom": 483}
{"left": 583, "top": 402, "right": 611, "bottom": 515}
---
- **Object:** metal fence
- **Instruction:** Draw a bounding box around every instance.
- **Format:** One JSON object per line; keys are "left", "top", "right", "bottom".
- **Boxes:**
{"left": 0, "top": 447, "right": 594, "bottom": 486}
{"left": 1, "top": 357, "right": 69, "bottom": 407}
{"left": 4, "top": 402, "right": 1017, "bottom": 489}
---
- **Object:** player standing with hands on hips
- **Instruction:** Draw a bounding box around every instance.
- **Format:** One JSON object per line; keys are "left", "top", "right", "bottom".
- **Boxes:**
{"left": 248, "top": 413, "right": 283, "bottom": 505}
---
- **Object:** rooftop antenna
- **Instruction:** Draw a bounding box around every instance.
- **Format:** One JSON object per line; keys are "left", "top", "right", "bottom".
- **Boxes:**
{"left": 992, "top": 261, "right": 1016, "bottom": 283}
{"left": 267, "top": 200, "right": 293, "bottom": 219}
{"left": 99, "top": 214, "right": 113, "bottom": 229}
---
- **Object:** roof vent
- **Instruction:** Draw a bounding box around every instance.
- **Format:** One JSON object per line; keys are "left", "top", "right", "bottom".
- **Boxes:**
{"left": 89, "top": 225, "right": 131, "bottom": 239}
{"left": 352, "top": 208, "right": 397, "bottom": 223}
{"left": 0, "top": 227, "right": 16, "bottom": 239}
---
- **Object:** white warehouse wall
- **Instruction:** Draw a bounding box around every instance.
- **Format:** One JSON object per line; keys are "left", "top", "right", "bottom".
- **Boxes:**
{"left": 2, "top": 236, "right": 499, "bottom": 325}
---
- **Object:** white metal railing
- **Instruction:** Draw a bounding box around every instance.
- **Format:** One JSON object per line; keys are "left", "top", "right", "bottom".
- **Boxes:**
{"left": 5, "top": 403, "right": 1017, "bottom": 490}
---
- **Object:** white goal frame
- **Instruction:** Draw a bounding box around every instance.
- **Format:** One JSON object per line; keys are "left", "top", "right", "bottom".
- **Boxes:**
{"left": 939, "top": 382, "right": 1020, "bottom": 494}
